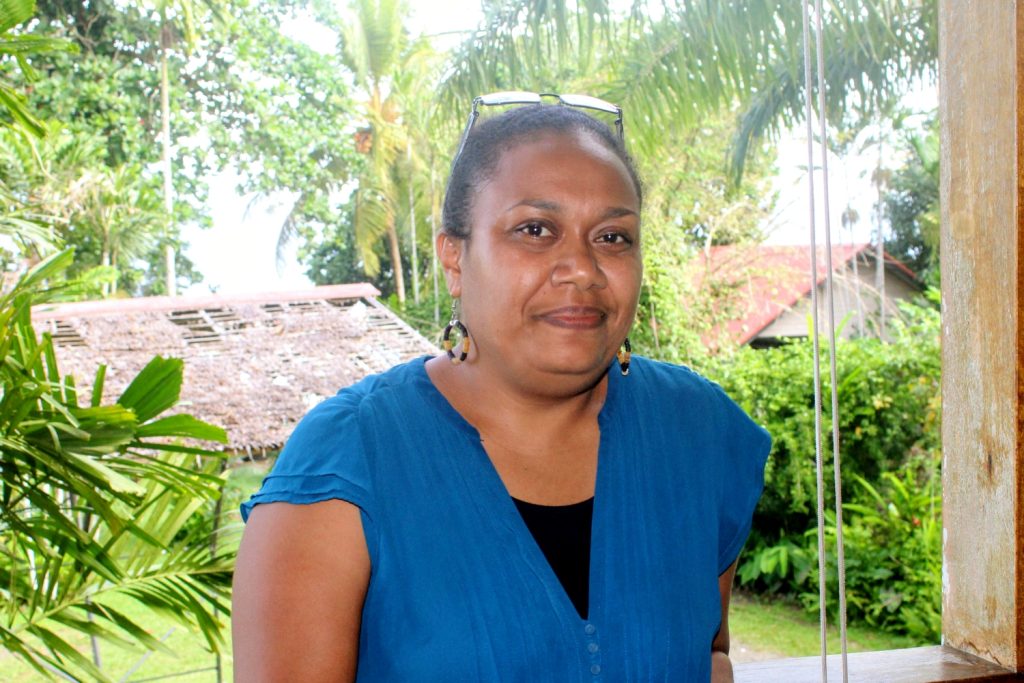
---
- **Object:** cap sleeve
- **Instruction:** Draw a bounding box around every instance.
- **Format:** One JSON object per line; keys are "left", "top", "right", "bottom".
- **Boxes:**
{"left": 711, "top": 384, "right": 772, "bottom": 574}
{"left": 240, "top": 390, "right": 374, "bottom": 525}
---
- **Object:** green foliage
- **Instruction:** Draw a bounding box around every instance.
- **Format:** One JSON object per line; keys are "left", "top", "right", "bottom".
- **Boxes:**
{"left": 5, "top": 0, "right": 363, "bottom": 295}
{"left": 439, "top": 0, "right": 936, "bottom": 181}
{"left": 708, "top": 295, "right": 942, "bottom": 639}
{"left": 631, "top": 111, "right": 778, "bottom": 365}
{"left": 0, "top": 251, "right": 235, "bottom": 681}
{"left": 1, "top": 2, "right": 211, "bottom": 294}
{"left": 815, "top": 466, "right": 941, "bottom": 640}
{"left": 0, "top": 0, "right": 76, "bottom": 137}
{"left": 0, "top": 126, "right": 201, "bottom": 295}
{"left": 705, "top": 295, "right": 940, "bottom": 538}
{"left": 0, "top": 0, "right": 74, "bottom": 257}
{"left": 885, "top": 113, "right": 939, "bottom": 286}
{"left": 741, "top": 460, "right": 942, "bottom": 642}
{"left": 200, "top": 0, "right": 362, "bottom": 210}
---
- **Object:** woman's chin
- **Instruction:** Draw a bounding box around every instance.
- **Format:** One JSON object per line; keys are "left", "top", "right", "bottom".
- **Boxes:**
{"left": 526, "top": 346, "right": 616, "bottom": 380}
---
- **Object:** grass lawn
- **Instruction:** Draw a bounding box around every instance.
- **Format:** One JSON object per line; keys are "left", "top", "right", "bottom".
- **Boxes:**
{"left": 730, "top": 591, "right": 934, "bottom": 661}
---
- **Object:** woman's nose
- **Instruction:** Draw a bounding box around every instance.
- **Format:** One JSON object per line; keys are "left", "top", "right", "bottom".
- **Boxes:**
{"left": 550, "top": 237, "right": 608, "bottom": 290}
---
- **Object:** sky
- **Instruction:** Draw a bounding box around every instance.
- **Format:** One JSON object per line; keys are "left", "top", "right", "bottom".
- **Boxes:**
{"left": 181, "top": 1, "right": 483, "bottom": 295}
{"left": 180, "top": 5, "right": 937, "bottom": 296}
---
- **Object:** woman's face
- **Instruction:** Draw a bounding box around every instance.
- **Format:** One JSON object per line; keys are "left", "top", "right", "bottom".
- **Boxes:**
{"left": 439, "top": 130, "right": 642, "bottom": 391}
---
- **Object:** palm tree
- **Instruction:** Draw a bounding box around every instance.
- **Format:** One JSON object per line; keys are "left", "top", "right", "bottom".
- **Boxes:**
{"left": 144, "top": 0, "right": 223, "bottom": 295}
{"left": 65, "top": 164, "right": 163, "bottom": 295}
{"left": 339, "top": 0, "right": 434, "bottom": 305}
{"left": 438, "top": 0, "right": 936, "bottom": 181}
{"left": 0, "top": 127, "right": 165, "bottom": 294}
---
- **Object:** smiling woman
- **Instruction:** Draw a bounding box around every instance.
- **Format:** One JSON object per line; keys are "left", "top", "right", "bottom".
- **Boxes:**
{"left": 441, "top": 129, "right": 642, "bottom": 392}
{"left": 231, "top": 98, "right": 771, "bottom": 682}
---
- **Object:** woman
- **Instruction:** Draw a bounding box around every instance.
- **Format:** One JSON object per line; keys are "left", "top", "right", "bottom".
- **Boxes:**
{"left": 232, "top": 97, "right": 770, "bottom": 682}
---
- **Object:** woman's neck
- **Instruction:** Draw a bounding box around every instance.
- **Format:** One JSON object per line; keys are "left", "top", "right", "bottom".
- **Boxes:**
{"left": 425, "top": 354, "right": 608, "bottom": 504}
{"left": 425, "top": 353, "right": 608, "bottom": 439}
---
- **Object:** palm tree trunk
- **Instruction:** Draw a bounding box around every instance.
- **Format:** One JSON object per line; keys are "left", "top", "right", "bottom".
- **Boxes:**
{"left": 160, "top": 14, "right": 176, "bottom": 296}
{"left": 387, "top": 219, "right": 406, "bottom": 304}
{"left": 430, "top": 161, "right": 440, "bottom": 325}
{"left": 874, "top": 124, "right": 886, "bottom": 339}
{"left": 408, "top": 141, "right": 419, "bottom": 305}
{"left": 101, "top": 244, "right": 111, "bottom": 298}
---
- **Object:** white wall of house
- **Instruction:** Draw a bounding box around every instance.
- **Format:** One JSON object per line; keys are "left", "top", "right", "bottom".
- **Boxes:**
{"left": 756, "top": 255, "right": 920, "bottom": 341}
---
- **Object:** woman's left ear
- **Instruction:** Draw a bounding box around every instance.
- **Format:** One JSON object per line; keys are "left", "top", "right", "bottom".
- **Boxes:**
{"left": 436, "top": 233, "right": 464, "bottom": 298}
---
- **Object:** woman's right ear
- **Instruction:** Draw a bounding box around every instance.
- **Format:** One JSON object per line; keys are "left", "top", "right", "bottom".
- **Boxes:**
{"left": 436, "top": 233, "right": 464, "bottom": 298}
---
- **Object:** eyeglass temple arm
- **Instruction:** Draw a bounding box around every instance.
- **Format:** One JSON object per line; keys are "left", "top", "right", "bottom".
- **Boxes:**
{"left": 452, "top": 102, "right": 482, "bottom": 163}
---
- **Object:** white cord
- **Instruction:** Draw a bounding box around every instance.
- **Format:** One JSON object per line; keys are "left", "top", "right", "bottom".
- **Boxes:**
{"left": 813, "top": 0, "right": 850, "bottom": 679}
{"left": 801, "top": 1, "right": 851, "bottom": 679}
{"left": 799, "top": 2, "right": 830, "bottom": 679}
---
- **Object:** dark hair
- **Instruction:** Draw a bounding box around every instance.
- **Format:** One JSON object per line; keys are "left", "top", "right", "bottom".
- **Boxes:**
{"left": 441, "top": 104, "right": 643, "bottom": 239}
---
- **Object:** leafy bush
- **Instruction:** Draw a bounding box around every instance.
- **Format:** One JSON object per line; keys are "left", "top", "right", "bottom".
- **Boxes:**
{"left": 704, "top": 296, "right": 940, "bottom": 544}
{"left": 808, "top": 465, "right": 942, "bottom": 640}
{"left": 703, "top": 295, "right": 941, "bottom": 639}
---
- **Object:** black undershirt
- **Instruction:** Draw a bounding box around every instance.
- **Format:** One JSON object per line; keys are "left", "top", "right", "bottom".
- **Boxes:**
{"left": 511, "top": 496, "right": 594, "bottom": 620}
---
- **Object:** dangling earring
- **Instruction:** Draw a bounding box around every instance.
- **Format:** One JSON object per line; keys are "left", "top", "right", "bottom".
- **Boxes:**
{"left": 443, "top": 299, "right": 470, "bottom": 364}
{"left": 616, "top": 337, "right": 632, "bottom": 376}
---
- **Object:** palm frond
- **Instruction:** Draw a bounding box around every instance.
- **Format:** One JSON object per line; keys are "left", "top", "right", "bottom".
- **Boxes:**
{"left": 729, "top": 0, "right": 936, "bottom": 181}
{"left": 437, "top": 0, "right": 936, "bottom": 181}
{"left": 0, "top": 0, "right": 35, "bottom": 34}
{"left": 1, "top": 252, "right": 234, "bottom": 679}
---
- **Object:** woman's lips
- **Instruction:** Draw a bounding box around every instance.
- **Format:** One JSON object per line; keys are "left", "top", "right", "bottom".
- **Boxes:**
{"left": 537, "top": 306, "right": 607, "bottom": 329}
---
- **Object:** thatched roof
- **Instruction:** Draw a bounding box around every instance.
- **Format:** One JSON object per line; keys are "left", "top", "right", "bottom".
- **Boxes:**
{"left": 32, "top": 285, "right": 439, "bottom": 454}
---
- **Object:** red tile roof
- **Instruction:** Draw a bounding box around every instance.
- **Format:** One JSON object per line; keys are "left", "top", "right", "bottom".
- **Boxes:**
{"left": 693, "top": 243, "right": 918, "bottom": 347}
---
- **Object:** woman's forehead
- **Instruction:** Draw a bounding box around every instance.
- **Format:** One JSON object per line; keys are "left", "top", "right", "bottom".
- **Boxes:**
{"left": 481, "top": 131, "right": 639, "bottom": 203}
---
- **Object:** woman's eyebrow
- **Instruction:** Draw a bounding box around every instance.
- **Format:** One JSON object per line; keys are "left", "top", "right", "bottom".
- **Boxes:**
{"left": 601, "top": 207, "right": 638, "bottom": 219}
{"left": 504, "top": 199, "right": 638, "bottom": 220}
{"left": 505, "top": 198, "right": 560, "bottom": 213}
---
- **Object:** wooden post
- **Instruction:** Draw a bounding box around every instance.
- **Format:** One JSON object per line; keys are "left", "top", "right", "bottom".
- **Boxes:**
{"left": 940, "top": 0, "right": 1024, "bottom": 671}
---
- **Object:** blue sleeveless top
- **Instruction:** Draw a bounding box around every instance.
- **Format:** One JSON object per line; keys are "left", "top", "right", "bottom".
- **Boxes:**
{"left": 241, "top": 355, "right": 770, "bottom": 682}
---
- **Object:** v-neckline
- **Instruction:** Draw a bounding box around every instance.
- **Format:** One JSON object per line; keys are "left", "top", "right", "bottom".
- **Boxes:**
{"left": 416, "top": 357, "right": 620, "bottom": 628}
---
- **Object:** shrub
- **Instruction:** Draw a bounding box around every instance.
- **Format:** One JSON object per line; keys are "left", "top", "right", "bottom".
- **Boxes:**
{"left": 703, "top": 295, "right": 941, "bottom": 639}
{"left": 808, "top": 464, "right": 942, "bottom": 641}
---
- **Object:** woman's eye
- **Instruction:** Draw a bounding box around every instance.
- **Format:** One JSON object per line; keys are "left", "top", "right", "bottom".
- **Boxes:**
{"left": 599, "top": 232, "right": 634, "bottom": 245}
{"left": 517, "top": 222, "right": 552, "bottom": 238}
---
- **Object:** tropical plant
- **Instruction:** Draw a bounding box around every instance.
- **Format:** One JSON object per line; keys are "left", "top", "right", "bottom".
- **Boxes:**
{"left": 439, "top": 0, "right": 937, "bottom": 181}
{"left": 0, "top": 250, "right": 234, "bottom": 680}
{"left": 707, "top": 294, "right": 941, "bottom": 541}
{"left": 719, "top": 294, "right": 942, "bottom": 638}
{"left": 884, "top": 113, "right": 939, "bottom": 285}
{"left": 0, "top": 126, "right": 176, "bottom": 296}
{"left": 64, "top": 165, "right": 163, "bottom": 294}
{"left": 0, "top": 0, "right": 74, "bottom": 137}
{"left": 333, "top": 0, "right": 441, "bottom": 304}
{"left": 0, "top": 0, "right": 73, "bottom": 257}
{"left": 816, "top": 466, "right": 942, "bottom": 640}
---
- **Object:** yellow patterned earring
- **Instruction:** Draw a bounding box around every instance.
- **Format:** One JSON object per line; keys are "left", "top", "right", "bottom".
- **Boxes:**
{"left": 443, "top": 299, "right": 470, "bottom": 364}
{"left": 616, "top": 337, "right": 632, "bottom": 376}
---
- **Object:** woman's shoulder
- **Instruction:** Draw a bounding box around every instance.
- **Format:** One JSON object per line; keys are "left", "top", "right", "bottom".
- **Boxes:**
{"left": 628, "top": 354, "right": 723, "bottom": 397}
{"left": 627, "top": 355, "right": 768, "bottom": 436}
{"left": 275, "top": 356, "right": 433, "bottom": 463}
{"left": 304, "top": 355, "right": 432, "bottom": 422}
